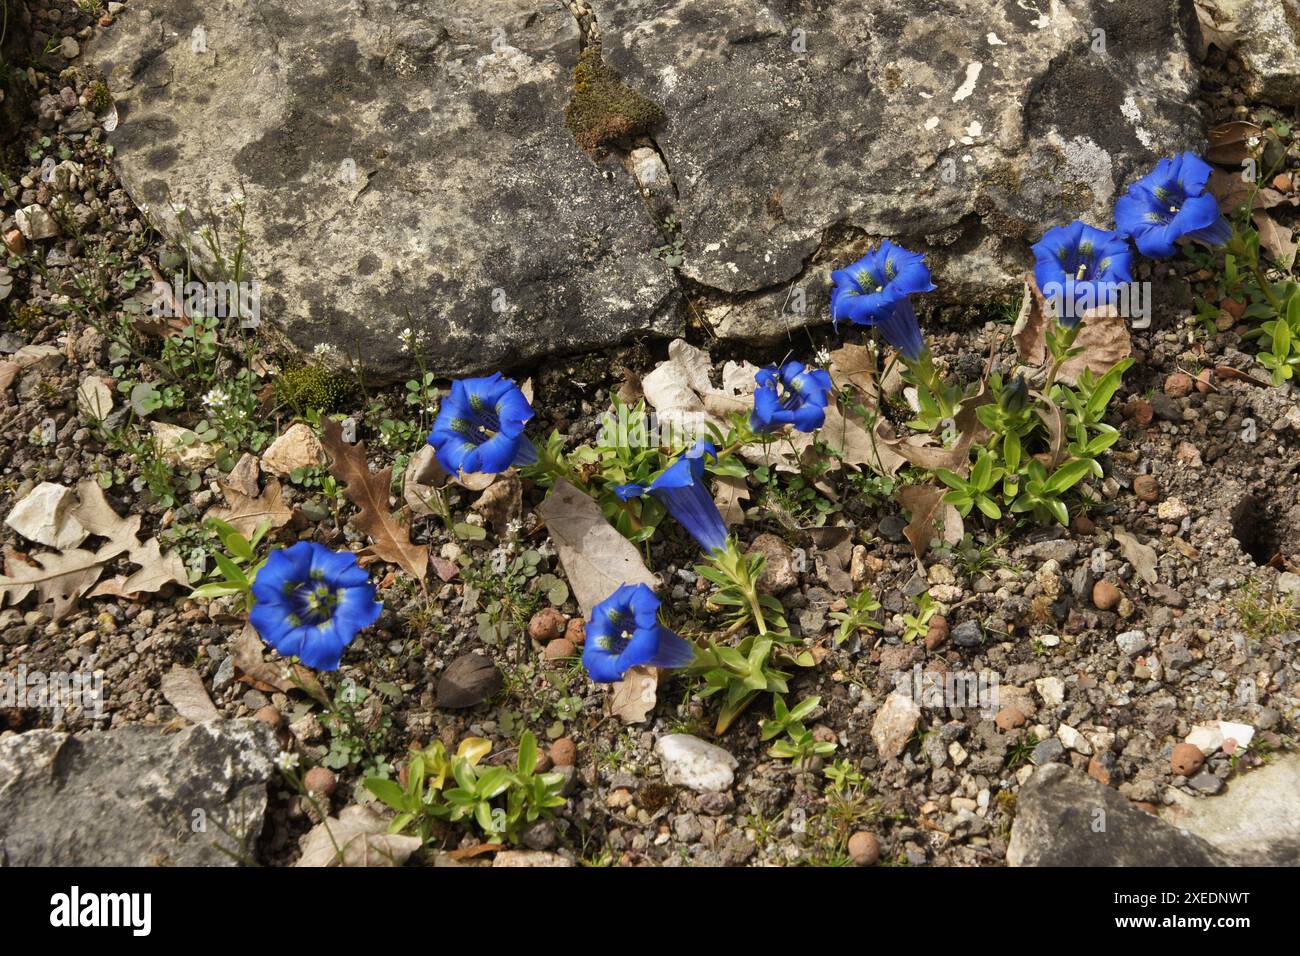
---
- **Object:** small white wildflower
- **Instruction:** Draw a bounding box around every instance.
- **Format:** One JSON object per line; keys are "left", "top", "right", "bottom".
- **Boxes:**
{"left": 171, "top": 202, "right": 188, "bottom": 215}
{"left": 204, "top": 386, "right": 230, "bottom": 408}
{"left": 226, "top": 189, "right": 247, "bottom": 208}
{"left": 814, "top": 346, "right": 832, "bottom": 367}
{"left": 275, "top": 751, "right": 300, "bottom": 772}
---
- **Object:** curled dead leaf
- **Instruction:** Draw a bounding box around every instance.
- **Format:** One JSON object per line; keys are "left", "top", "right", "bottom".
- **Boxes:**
{"left": 608, "top": 665, "right": 658, "bottom": 724}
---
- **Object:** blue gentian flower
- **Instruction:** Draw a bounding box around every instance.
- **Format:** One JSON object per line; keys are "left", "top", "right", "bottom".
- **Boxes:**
{"left": 1031, "top": 221, "right": 1134, "bottom": 326}
{"left": 830, "top": 241, "right": 935, "bottom": 360}
{"left": 751, "top": 360, "right": 833, "bottom": 433}
{"left": 1114, "top": 152, "right": 1231, "bottom": 258}
{"left": 615, "top": 439, "right": 728, "bottom": 553}
{"left": 249, "top": 541, "right": 382, "bottom": 671}
{"left": 427, "top": 372, "right": 537, "bottom": 475}
{"left": 582, "top": 583, "right": 695, "bottom": 683}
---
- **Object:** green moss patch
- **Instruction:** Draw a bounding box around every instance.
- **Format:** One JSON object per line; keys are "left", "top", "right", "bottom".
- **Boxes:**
{"left": 564, "top": 46, "right": 665, "bottom": 153}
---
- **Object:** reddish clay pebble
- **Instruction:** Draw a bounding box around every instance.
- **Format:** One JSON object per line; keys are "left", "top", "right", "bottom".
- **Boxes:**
{"left": 550, "top": 738, "right": 577, "bottom": 767}
{"left": 1071, "top": 514, "right": 1095, "bottom": 535}
{"left": 303, "top": 767, "right": 337, "bottom": 796}
{"left": 1124, "top": 399, "right": 1153, "bottom": 427}
{"left": 1087, "top": 756, "right": 1112, "bottom": 787}
{"left": 1220, "top": 297, "right": 1246, "bottom": 320}
{"left": 1194, "top": 368, "right": 1213, "bottom": 394}
{"left": 254, "top": 705, "right": 283, "bottom": 729}
{"left": 1133, "top": 474, "right": 1159, "bottom": 502}
{"left": 995, "top": 706, "right": 1026, "bottom": 731}
{"left": 1163, "top": 372, "right": 1193, "bottom": 398}
{"left": 1092, "top": 579, "right": 1122, "bottom": 611}
{"left": 1171, "top": 743, "right": 1206, "bottom": 777}
{"left": 528, "top": 607, "right": 566, "bottom": 642}
{"left": 543, "top": 638, "right": 576, "bottom": 661}
{"left": 848, "top": 831, "right": 881, "bottom": 866}
{"left": 564, "top": 617, "right": 586, "bottom": 645}
{"left": 924, "top": 616, "right": 948, "bottom": 650}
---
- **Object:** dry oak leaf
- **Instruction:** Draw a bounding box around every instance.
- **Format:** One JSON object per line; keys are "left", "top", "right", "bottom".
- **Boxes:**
{"left": 1057, "top": 308, "right": 1132, "bottom": 386}
{"left": 608, "top": 665, "right": 658, "bottom": 724}
{"left": 296, "top": 804, "right": 421, "bottom": 868}
{"left": 1205, "top": 120, "right": 1261, "bottom": 166}
{"left": 231, "top": 622, "right": 326, "bottom": 699}
{"left": 159, "top": 665, "right": 220, "bottom": 723}
{"left": 828, "top": 342, "right": 879, "bottom": 403}
{"left": 205, "top": 477, "right": 293, "bottom": 539}
{"left": 73, "top": 480, "right": 188, "bottom": 597}
{"left": 0, "top": 541, "right": 126, "bottom": 620}
{"left": 1114, "top": 529, "right": 1159, "bottom": 585}
{"left": 896, "top": 484, "right": 964, "bottom": 563}
{"left": 713, "top": 474, "right": 751, "bottom": 528}
{"left": 320, "top": 417, "right": 428, "bottom": 583}
{"left": 1252, "top": 210, "right": 1298, "bottom": 270}
{"left": 536, "top": 478, "right": 658, "bottom": 618}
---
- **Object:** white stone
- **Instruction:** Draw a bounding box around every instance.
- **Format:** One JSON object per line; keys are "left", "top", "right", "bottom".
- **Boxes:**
{"left": 871, "top": 691, "right": 922, "bottom": 760}
{"left": 655, "top": 734, "right": 737, "bottom": 792}
{"left": 1057, "top": 724, "right": 1093, "bottom": 756}
{"left": 1034, "top": 676, "right": 1065, "bottom": 708}
{"left": 76, "top": 375, "right": 114, "bottom": 421}
{"left": 1186, "top": 723, "right": 1225, "bottom": 756}
{"left": 1217, "top": 721, "right": 1255, "bottom": 752}
{"left": 4, "top": 482, "right": 87, "bottom": 550}
{"left": 150, "top": 422, "right": 218, "bottom": 470}
{"left": 260, "top": 422, "right": 324, "bottom": 477}
{"left": 14, "top": 205, "right": 60, "bottom": 241}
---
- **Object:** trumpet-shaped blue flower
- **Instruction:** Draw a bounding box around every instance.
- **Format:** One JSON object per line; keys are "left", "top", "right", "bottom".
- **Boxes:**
{"left": 830, "top": 242, "right": 935, "bottom": 360}
{"left": 1031, "top": 221, "right": 1134, "bottom": 326}
{"left": 751, "top": 361, "right": 833, "bottom": 433}
{"left": 615, "top": 439, "right": 728, "bottom": 553}
{"left": 249, "top": 541, "right": 382, "bottom": 671}
{"left": 582, "top": 583, "right": 695, "bottom": 683}
{"left": 427, "top": 372, "right": 537, "bottom": 475}
{"left": 1114, "top": 152, "right": 1231, "bottom": 258}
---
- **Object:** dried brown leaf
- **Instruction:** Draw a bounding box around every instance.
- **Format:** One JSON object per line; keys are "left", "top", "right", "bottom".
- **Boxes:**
{"left": 1057, "top": 309, "right": 1132, "bottom": 385}
{"left": 608, "top": 665, "right": 658, "bottom": 724}
{"left": 296, "top": 804, "right": 421, "bottom": 867}
{"left": 0, "top": 541, "right": 125, "bottom": 620}
{"left": 536, "top": 478, "right": 658, "bottom": 618}
{"left": 160, "top": 665, "right": 220, "bottom": 723}
{"left": 713, "top": 474, "right": 750, "bottom": 528}
{"left": 1012, "top": 274, "right": 1049, "bottom": 367}
{"left": 320, "top": 418, "right": 428, "bottom": 583}
{"left": 231, "top": 622, "right": 327, "bottom": 698}
{"left": 205, "top": 477, "right": 293, "bottom": 539}
{"left": 896, "top": 484, "right": 963, "bottom": 562}
{"left": 828, "top": 343, "right": 879, "bottom": 403}
{"left": 1206, "top": 121, "right": 1261, "bottom": 166}
{"left": 225, "top": 453, "right": 262, "bottom": 499}
{"left": 1114, "top": 529, "right": 1159, "bottom": 585}
{"left": 1252, "top": 210, "right": 1298, "bottom": 269}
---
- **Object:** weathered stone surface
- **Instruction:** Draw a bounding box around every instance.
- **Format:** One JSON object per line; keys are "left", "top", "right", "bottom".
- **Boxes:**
{"left": 1007, "top": 764, "right": 1231, "bottom": 866}
{"left": 656, "top": 733, "right": 737, "bottom": 791}
{"left": 1161, "top": 754, "right": 1300, "bottom": 865}
{"left": 1195, "top": 0, "right": 1300, "bottom": 105}
{"left": 0, "top": 720, "right": 277, "bottom": 866}
{"left": 594, "top": 0, "right": 1205, "bottom": 338}
{"left": 86, "top": 0, "right": 680, "bottom": 381}
{"left": 89, "top": 0, "right": 1204, "bottom": 373}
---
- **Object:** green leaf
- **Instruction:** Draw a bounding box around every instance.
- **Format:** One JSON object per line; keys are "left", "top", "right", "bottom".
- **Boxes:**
{"left": 1045, "top": 458, "right": 1094, "bottom": 494}
{"left": 364, "top": 777, "right": 408, "bottom": 812}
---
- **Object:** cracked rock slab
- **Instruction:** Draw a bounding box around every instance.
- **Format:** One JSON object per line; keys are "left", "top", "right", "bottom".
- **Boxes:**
{"left": 594, "top": 0, "right": 1205, "bottom": 337}
{"left": 1008, "top": 764, "right": 1231, "bottom": 866}
{"left": 86, "top": 0, "right": 680, "bottom": 380}
{"left": 0, "top": 720, "right": 277, "bottom": 866}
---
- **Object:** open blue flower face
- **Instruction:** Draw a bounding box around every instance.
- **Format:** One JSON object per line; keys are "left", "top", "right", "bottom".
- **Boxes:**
{"left": 249, "top": 541, "right": 382, "bottom": 671}
{"left": 1031, "top": 221, "right": 1134, "bottom": 326}
{"left": 582, "top": 583, "right": 695, "bottom": 683}
{"left": 751, "top": 360, "right": 833, "bottom": 433}
{"left": 615, "top": 438, "right": 728, "bottom": 554}
{"left": 427, "top": 372, "right": 537, "bottom": 475}
{"left": 1115, "top": 152, "right": 1231, "bottom": 258}
{"left": 830, "top": 241, "right": 935, "bottom": 359}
